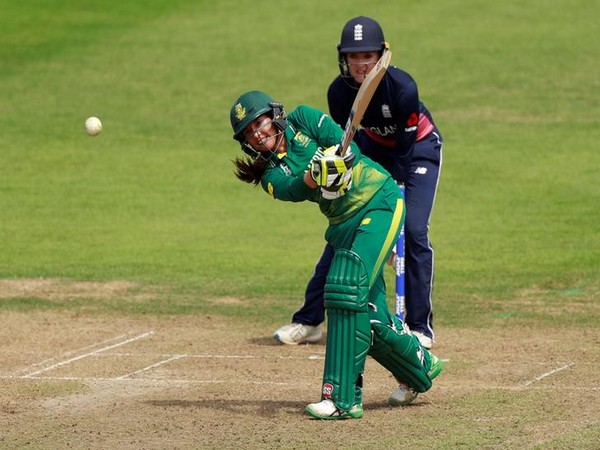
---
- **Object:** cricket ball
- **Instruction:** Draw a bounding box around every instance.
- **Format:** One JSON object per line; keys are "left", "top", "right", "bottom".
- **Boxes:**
{"left": 85, "top": 116, "right": 103, "bottom": 136}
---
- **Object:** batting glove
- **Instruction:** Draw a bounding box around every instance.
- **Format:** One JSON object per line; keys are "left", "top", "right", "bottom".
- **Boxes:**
{"left": 309, "top": 145, "right": 356, "bottom": 190}
{"left": 308, "top": 146, "right": 354, "bottom": 200}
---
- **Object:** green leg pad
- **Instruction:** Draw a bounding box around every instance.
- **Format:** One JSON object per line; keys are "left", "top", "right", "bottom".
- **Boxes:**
{"left": 369, "top": 319, "right": 433, "bottom": 393}
{"left": 322, "top": 249, "right": 371, "bottom": 412}
{"left": 323, "top": 308, "right": 370, "bottom": 410}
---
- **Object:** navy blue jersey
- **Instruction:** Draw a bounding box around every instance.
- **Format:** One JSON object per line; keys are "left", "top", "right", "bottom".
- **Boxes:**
{"left": 327, "top": 66, "right": 438, "bottom": 183}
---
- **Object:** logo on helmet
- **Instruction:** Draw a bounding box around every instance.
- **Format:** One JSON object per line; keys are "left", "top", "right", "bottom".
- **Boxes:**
{"left": 353, "top": 24, "right": 363, "bottom": 41}
{"left": 234, "top": 103, "right": 246, "bottom": 121}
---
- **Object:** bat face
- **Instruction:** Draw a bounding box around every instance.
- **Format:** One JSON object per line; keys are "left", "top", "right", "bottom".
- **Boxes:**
{"left": 339, "top": 50, "right": 392, "bottom": 156}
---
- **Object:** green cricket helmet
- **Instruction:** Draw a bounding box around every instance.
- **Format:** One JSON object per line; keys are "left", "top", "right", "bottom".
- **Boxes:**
{"left": 337, "top": 16, "right": 389, "bottom": 80}
{"left": 230, "top": 90, "right": 287, "bottom": 159}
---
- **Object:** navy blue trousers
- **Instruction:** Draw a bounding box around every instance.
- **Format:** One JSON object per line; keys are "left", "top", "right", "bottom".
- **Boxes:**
{"left": 292, "top": 130, "right": 443, "bottom": 339}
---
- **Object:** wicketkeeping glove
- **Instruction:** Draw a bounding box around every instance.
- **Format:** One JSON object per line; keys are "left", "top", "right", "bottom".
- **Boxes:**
{"left": 309, "top": 145, "right": 356, "bottom": 200}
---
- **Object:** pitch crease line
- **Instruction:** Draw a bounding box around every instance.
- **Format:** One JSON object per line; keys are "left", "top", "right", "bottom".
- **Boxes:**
{"left": 21, "top": 331, "right": 154, "bottom": 378}
{"left": 117, "top": 354, "right": 186, "bottom": 379}
{"left": 17, "top": 332, "right": 132, "bottom": 374}
{"left": 523, "top": 363, "right": 574, "bottom": 386}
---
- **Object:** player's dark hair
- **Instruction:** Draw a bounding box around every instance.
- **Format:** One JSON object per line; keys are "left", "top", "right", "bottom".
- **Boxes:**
{"left": 233, "top": 156, "right": 267, "bottom": 185}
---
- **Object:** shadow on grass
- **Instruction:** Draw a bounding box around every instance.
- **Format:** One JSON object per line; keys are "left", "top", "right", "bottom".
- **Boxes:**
{"left": 144, "top": 398, "right": 427, "bottom": 418}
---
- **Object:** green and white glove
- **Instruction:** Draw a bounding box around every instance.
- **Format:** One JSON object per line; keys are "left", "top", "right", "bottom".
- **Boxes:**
{"left": 309, "top": 145, "right": 356, "bottom": 200}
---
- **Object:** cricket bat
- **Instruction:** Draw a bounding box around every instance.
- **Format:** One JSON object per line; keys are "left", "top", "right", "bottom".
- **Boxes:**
{"left": 338, "top": 50, "right": 392, "bottom": 156}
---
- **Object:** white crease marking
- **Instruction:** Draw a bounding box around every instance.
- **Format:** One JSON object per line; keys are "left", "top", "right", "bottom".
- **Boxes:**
{"left": 523, "top": 363, "right": 574, "bottom": 386}
{"left": 21, "top": 332, "right": 154, "bottom": 378}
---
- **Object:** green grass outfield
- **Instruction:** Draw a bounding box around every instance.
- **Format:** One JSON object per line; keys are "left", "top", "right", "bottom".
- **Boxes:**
{"left": 1, "top": 0, "right": 598, "bottom": 320}
{"left": 2, "top": 1, "right": 598, "bottom": 316}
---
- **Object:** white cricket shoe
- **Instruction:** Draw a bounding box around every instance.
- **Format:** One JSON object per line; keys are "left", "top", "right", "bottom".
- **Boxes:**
{"left": 273, "top": 323, "right": 323, "bottom": 345}
{"left": 389, "top": 351, "right": 443, "bottom": 406}
{"left": 305, "top": 399, "right": 363, "bottom": 419}
{"left": 411, "top": 331, "right": 433, "bottom": 349}
{"left": 388, "top": 382, "right": 418, "bottom": 407}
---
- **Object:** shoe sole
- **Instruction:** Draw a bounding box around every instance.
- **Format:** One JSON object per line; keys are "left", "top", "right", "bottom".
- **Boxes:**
{"left": 305, "top": 405, "right": 363, "bottom": 420}
{"left": 388, "top": 392, "right": 418, "bottom": 407}
{"left": 273, "top": 333, "right": 322, "bottom": 345}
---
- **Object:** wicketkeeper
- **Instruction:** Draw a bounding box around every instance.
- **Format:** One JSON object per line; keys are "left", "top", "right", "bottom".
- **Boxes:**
{"left": 275, "top": 16, "right": 444, "bottom": 387}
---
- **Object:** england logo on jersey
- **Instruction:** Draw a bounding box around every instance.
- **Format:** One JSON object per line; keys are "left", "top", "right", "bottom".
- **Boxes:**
{"left": 381, "top": 104, "right": 392, "bottom": 118}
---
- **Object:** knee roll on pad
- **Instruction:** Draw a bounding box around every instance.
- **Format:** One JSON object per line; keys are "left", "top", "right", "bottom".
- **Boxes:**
{"left": 321, "top": 249, "right": 371, "bottom": 411}
{"left": 324, "top": 249, "right": 370, "bottom": 311}
{"left": 369, "top": 320, "right": 432, "bottom": 393}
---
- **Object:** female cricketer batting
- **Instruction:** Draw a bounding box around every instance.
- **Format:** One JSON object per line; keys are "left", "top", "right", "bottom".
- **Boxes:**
{"left": 229, "top": 90, "right": 443, "bottom": 419}
{"left": 276, "top": 16, "right": 443, "bottom": 357}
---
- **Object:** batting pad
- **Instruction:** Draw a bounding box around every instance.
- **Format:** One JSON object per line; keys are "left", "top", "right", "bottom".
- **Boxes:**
{"left": 369, "top": 319, "right": 433, "bottom": 393}
{"left": 322, "top": 249, "right": 371, "bottom": 412}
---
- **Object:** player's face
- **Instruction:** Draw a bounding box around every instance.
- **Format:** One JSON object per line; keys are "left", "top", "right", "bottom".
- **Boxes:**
{"left": 243, "top": 114, "right": 285, "bottom": 154}
{"left": 346, "top": 52, "right": 380, "bottom": 84}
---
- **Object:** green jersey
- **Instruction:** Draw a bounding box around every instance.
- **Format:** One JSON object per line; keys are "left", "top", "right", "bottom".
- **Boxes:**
{"left": 260, "top": 105, "right": 390, "bottom": 224}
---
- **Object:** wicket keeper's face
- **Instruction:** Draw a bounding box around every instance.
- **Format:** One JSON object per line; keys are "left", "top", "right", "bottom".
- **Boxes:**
{"left": 242, "top": 114, "right": 285, "bottom": 154}
{"left": 346, "top": 52, "right": 380, "bottom": 84}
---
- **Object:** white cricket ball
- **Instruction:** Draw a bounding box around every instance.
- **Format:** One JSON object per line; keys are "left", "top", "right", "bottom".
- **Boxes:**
{"left": 85, "top": 116, "right": 103, "bottom": 136}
